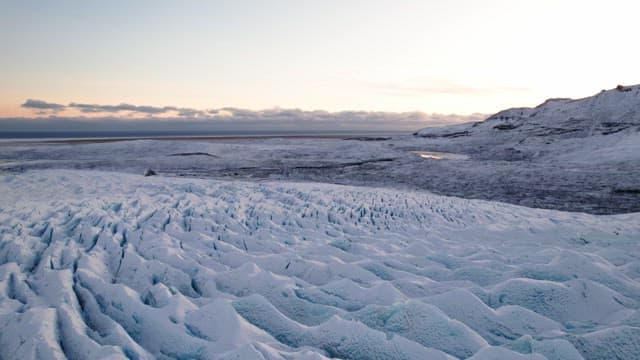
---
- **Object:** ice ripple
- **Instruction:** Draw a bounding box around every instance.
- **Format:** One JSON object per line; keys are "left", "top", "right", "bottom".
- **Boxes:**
{"left": 0, "top": 170, "right": 639, "bottom": 359}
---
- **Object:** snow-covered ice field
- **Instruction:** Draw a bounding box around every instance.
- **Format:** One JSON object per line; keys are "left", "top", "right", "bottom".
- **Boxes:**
{"left": 1, "top": 170, "right": 639, "bottom": 359}
{"left": 1, "top": 133, "right": 639, "bottom": 214}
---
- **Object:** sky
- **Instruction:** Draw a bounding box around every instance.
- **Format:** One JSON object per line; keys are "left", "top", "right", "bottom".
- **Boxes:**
{"left": 1, "top": 0, "right": 640, "bottom": 131}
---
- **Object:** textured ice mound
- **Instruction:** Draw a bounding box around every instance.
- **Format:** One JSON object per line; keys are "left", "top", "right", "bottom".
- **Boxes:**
{"left": 1, "top": 170, "right": 639, "bottom": 359}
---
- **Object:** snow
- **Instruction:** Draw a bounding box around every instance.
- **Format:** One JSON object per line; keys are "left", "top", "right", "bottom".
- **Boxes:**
{"left": 412, "top": 85, "right": 640, "bottom": 213}
{"left": 415, "top": 85, "right": 640, "bottom": 166}
{"left": 417, "top": 84, "right": 640, "bottom": 138}
{"left": 2, "top": 123, "right": 639, "bottom": 214}
{"left": 1, "top": 170, "right": 639, "bottom": 359}
{"left": 1, "top": 85, "right": 640, "bottom": 358}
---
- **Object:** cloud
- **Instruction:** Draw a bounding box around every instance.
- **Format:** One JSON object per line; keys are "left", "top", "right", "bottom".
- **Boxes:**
{"left": 21, "top": 99, "right": 66, "bottom": 111}
{"left": 202, "top": 107, "right": 481, "bottom": 125}
{"left": 8, "top": 98, "right": 487, "bottom": 134}
{"left": 68, "top": 102, "right": 169, "bottom": 114}
{"left": 0, "top": 109, "right": 486, "bottom": 134}
{"left": 61, "top": 102, "right": 209, "bottom": 117}
{"left": 173, "top": 107, "right": 209, "bottom": 118}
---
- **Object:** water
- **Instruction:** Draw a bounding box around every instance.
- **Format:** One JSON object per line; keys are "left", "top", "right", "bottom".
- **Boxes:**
{"left": 411, "top": 151, "right": 470, "bottom": 160}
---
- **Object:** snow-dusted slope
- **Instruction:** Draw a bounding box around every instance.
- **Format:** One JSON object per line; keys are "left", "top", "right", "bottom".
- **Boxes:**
{"left": 415, "top": 84, "right": 640, "bottom": 161}
{"left": 1, "top": 170, "right": 639, "bottom": 359}
{"left": 417, "top": 84, "right": 640, "bottom": 138}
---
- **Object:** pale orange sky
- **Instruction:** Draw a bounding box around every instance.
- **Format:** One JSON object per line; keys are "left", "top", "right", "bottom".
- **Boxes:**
{"left": 2, "top": 0, "right": 640, "bottom": 119}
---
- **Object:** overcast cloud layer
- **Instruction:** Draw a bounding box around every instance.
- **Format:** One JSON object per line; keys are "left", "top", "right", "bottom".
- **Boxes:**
{"left": 3, "top": 99, "right": 487, "bottom": 134}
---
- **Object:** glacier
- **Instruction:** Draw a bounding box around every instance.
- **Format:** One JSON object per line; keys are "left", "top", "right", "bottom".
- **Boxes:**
{"left": 1, "top": 170, "right": 639, "bottom": 359}
{"left": 1, "top": 84, "right": 640, "bottom": 359}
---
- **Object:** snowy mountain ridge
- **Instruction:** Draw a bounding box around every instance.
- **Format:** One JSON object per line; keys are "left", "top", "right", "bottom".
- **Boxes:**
{"left": 416, "top": 84, "right": 640, "bottom": 140}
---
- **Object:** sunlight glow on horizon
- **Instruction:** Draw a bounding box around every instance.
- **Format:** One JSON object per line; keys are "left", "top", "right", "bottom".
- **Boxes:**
{"left": 2, "top": 0, "right": 640, "bottom": 119}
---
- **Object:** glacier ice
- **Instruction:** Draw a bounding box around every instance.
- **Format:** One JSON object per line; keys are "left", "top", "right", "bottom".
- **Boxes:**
{"left": 0, "top": 170, "right": 639, "bottom": 359}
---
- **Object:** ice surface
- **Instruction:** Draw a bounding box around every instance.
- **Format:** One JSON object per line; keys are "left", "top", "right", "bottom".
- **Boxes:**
{"left": 1, "top": 125, "right": 639, "bottom": 214}
{"left": 0, "top": 170, "right": 638, "bottom": 359}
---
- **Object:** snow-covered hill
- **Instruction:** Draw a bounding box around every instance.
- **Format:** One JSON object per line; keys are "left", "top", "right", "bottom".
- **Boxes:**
{"left": 415, "top": 84, "right": 640, "bottom": 162}
{"left": 1, "top": 170, "right": 640, "bottom": 359}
